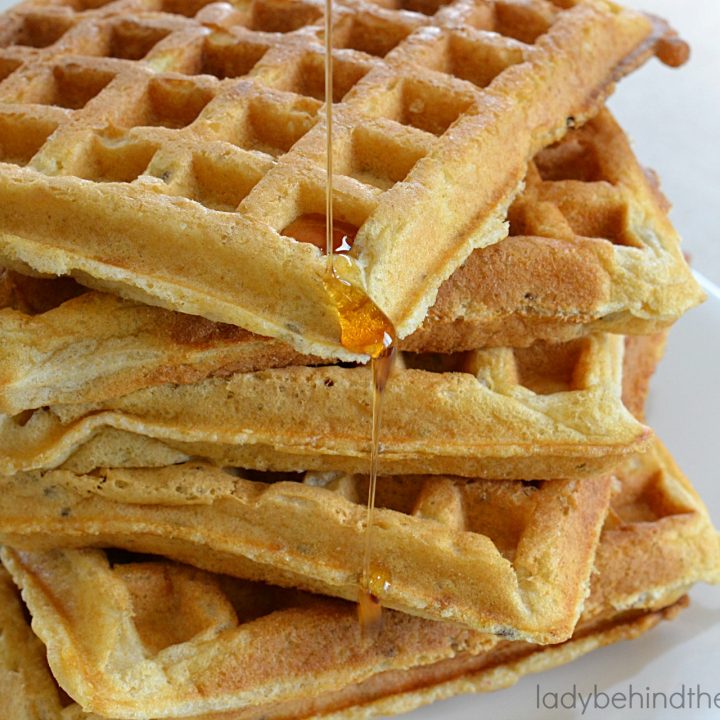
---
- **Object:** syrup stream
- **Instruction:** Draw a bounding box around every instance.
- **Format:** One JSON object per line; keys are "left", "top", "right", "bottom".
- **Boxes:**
{"left": 324, "top": 0, "right": 334, "bottom": 261}
{"left": 357, "top": 349, "right": 395, "bottom": 639}
{"left": 324, "top": 0, "right": 396, "bottom": 641}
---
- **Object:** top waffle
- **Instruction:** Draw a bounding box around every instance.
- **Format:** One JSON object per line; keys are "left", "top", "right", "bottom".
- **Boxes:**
{"left": 0, "top": 107, "right": 701, "bottom": 413}
{"left": 0, "top": 0, "right": 682, "bottom": 358}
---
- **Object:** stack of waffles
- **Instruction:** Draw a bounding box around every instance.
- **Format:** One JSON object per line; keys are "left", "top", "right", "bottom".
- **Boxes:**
{"left": 0, "top": 0, "right": 718, "bottom": 717}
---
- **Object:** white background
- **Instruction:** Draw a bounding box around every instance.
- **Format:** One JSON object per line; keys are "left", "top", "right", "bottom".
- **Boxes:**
{"left": 607, "top": 0, "right": 720, "bottom": 286}
{"left": 0, "top": 0, "right": 718, "bottom": 718}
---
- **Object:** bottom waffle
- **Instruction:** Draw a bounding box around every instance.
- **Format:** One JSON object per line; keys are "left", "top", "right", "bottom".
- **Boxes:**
{"left": 1, "top": 441, "right": 717, "bottom": 719}
{"left": 0, "top": 562, "right": 687, "bottom": 720}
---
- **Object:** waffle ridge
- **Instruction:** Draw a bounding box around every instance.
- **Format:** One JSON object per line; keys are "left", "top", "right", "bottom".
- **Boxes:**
{"left": 0, "top": 461, "right": 614, "bottom": 642}
{"left": 0, "top": 0, "right": 678, "bottom": 358}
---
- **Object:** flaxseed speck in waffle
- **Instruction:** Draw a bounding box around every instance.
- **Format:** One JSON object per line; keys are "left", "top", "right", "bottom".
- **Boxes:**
{"left": 0, "top": 0, "right": 687, "bottom": 357}
{"left": 1, "top": 440, "right": 717, "bottom": 719}
{"left": 0, "top": 109, "right": 700, "bottom": 414}
{"left": 0, "top": 332, "right": 650, "bottom": 479}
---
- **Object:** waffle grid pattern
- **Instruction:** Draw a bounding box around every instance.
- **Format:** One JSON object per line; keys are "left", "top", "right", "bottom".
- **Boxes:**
{"left": 0, "top": 0, "right": 573, "bottom": 227}
{"left": 0, "top": 0, "right": 658, "bottom": 357}
{"left": 0, "top": 0, "right": 573, "bottom": 196}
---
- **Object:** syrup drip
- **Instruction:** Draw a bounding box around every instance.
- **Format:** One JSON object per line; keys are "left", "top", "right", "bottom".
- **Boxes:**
{"left": 323, "top": 0, "right": 396, "bottom": 641}
{"left": 324, "top": 261, "right": 396, "bottom": 642}
{"left": 357, "top": 350, "right": 395, "bottom": 641}
{"left": 324, "top": 0, "right": 334, "bottom": 261}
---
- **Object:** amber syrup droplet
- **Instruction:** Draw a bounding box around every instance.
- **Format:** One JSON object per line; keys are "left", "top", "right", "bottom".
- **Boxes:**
{"left": 358, "top": 562, "right": 392, "bottom": 640}
{"left": 323, "top": 0, "right": 396, "bottom": 642}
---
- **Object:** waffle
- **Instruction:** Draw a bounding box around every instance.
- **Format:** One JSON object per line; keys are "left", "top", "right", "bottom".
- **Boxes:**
{"left": 2, "top": 439, "right": 717, "bottom": 719}
{"left": 0, "top": 269, "right": 325, "bottom": 415}
{"left": 0, "top": 332, "right": 651, "bottom": 479}
{"left": 619, "top": 331, "right": 666, "bottom": 420}
{"left": 0, "top": 110, "right": 697, "bottom": 416}
{"left": 0, "top": 460, "right": 613, "bottom": 642}
{"left": 0, "top": 0, "right": 684, "bottom": 359}
{"left": 1, "top": 436, "right": 711, "bottom": 643}
{"left": 404, "top": 109, "right": 705, "bottom": 351}
{"left": 0, "top": 557, "right": 687, "bottom": 720}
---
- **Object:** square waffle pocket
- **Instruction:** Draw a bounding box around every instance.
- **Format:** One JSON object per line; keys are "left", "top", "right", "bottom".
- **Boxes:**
{"left": 0, "top": 109, "right": 698, "bottom": 415}
{"left": 0, "top": 0, "right": 685, "bottom": 358}
{"left": 0, "top": 441, "right": 717, "bottom": 719}
{"left": 0, "top": 332, "right": 649, "bottom": 479}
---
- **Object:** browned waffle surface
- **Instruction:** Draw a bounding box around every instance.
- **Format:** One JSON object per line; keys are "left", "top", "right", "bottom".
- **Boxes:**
{"left": 0, "top": 269, "right": 324, "bottom": 414}
{"left": 1, "top": 439, "right": 717, "bottom": 719}
{"left": 0, "top": 333, "right": 650, "bottom": 479}
{"left": 1, "top": 438, "right": 716, "bottom": 645}
{"left": 0, "top": 553, "right": 499, "bottom": 720}
{"left": 293, "top": 602, "right": 688, "bottom": 720}
{"left": 0, "top": 556, "right": 688, "bottom": 720}
{"left": 0, "top": 0, "right": 679, "bottom": 358}
{"left": 0, "top": 564, "right": 65, "bottom": 719}
{"left": 0, "top": 554, "right": 687, "bottom": 720}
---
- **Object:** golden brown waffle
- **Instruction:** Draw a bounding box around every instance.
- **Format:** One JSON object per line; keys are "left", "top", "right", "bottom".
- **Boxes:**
{"left": 305, "top": 602, "right": 688, "bottom": 720}
{"left": 1, "top": 439, "right": 714, "bottom": 644}
{"left": 0, "top": 270, "right": 324, "bottom": 415}
{"left": 0, "top": 108, "right": 696, "bottom": 415}
{"left": 0, "top": 0, "right": 682, "bottom": 358}
{"left": 0, "top": 566, "right": 64, "bottom": 719}
{"left": 0, "top": 549, "right": 495, "bottom": 719}
{"left": 405, "top": 109, "right": 705, "bottom": 351}
{"left": 1, "top": 439, "right": 717, "bottom": 718}
{"left": 0, "top": 558, "right": 686, "bottom": 720}
{"left": 0, "top": 332, "right": 650, "bottom": 479}
{"left": 619, "top": 331, "right": 666, "bottom": 420}
{"left": 0, "top": 468, "right": 612, "bottom": 643}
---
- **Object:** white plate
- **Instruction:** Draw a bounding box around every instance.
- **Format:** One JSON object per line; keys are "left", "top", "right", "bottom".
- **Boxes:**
{"left": 405, "top": 274, "right": 720, "bottom": 720}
